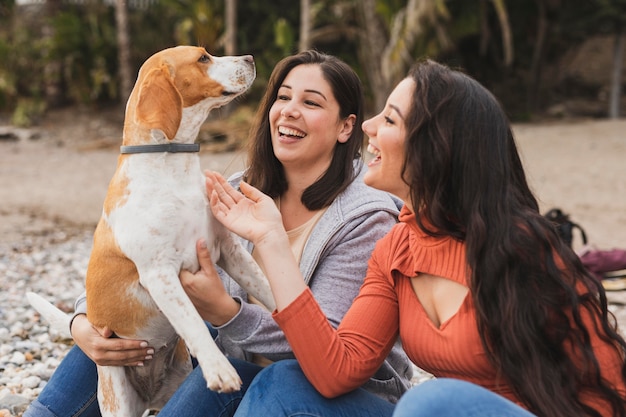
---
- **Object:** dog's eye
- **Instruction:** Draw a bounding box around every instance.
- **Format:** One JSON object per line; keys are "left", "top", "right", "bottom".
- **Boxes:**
{"left": 198, "top": 54, "right": 211, "bottom": 63}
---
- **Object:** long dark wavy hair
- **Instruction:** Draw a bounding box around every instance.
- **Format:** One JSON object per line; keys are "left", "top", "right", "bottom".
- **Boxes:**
{"left": 243, "top": 50, "right": 364, "bottom": 210}
{"left": 402, "top": 59, "right": 626, "bottom": 417}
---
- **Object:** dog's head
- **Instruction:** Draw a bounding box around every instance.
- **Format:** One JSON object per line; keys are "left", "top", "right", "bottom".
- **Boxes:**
{"left": 124, "top": 46, "right": 256, "bottom": 144}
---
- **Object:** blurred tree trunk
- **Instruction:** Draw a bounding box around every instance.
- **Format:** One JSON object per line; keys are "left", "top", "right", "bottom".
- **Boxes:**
{"left": 490, "top": 0, "right": 513, "bottom": 67}
{"left": 609, "top": 25, "right": 624, "bottom": 119}
{"left": 43, "top": 0, "right": 62, "bottom": 107}
{"left": 528, "top": 0, "right": 548, "bottom": 113}
{"left": 225, "top": 0, "right": 237, "bottom": 55}
{"left": 356, "top": 0, "right": 388, "bottom": 112}
{"left": 299, "top": 0, "right": 311, "bottom": 51}
{"left": 221, "top": 0, "right": 238, "bottom": 117}
{"left": 115, "top": 0, "right": 132, "bottom": 105}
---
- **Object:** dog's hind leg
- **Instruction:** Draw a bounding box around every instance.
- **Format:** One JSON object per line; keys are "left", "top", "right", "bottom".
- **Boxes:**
{"left": 97, "top": 366, "right": 148, "bottom": 417}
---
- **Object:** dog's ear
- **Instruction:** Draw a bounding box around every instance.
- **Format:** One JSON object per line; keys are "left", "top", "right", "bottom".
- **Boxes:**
{"left": 135, "top": 64, "right": 182, "bottom": 140}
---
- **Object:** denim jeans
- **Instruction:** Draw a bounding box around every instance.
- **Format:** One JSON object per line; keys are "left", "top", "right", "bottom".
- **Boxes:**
{"left": 23, "top": 345, "right": 100, "bottom": 417}
{"left": 392, "top": 378, "right": 536, "bottom": 417}
{"left": 23, "top": 325, "right": 265, "bottom": 417}
{"left": 156, "top": 358, "right": 263, "bottom": 417}
{"left": 234, "top": 359, "right": 395, "bottom": 417}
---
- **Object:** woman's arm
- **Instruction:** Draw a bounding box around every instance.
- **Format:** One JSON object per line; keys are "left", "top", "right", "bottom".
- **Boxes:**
{"left": 206, "top": 172, "right": 401, "bottom": 396}
{"left": 215, "top": 210, "right": 397, "bottom": 361}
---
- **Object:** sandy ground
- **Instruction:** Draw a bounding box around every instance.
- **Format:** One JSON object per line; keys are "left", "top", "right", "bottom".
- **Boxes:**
{"left": 1, "top": 113, "right": 625, "bottom": 253}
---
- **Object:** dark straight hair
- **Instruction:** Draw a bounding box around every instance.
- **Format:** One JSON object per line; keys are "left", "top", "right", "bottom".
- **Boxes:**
{"left": 243, "top": 50, "right": 364, "bottom": 210}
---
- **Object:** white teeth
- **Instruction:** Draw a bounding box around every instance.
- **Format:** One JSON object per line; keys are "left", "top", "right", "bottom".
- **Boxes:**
{"left": 278, "top": 126, "right": 306, "bottom": 138}
{"left": 367, "top": 144, "right": 380, "bottom": 157}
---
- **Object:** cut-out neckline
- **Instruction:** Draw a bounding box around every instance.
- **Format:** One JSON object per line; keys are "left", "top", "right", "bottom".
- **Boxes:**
{"left": 410, "top": 274, "right": 469, "bottom": 329}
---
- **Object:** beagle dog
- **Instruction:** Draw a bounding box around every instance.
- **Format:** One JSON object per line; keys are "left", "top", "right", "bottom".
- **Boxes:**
{"left": 27, "top": 46, "right": 275, "bottom": 416}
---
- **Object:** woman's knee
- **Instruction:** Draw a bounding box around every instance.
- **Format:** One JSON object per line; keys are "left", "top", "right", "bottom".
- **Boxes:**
{"left": 234, "top": 360, "right": 312, "bottom": 416}
{"left": 23, "top": 400, "right": 59, "bottom": 417}
{"left": 246, "top": 359, "right": 304, "bottom": 397}
{"left": 394, "top": 379, "right": 462, "bottom": 415}
{"left": 393, "top": 379, "right": 535, "bottom": 417}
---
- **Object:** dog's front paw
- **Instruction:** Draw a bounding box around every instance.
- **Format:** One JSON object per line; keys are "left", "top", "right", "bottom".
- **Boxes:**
{"left": 200, "top": 356, "right": 242, "bottom": 393}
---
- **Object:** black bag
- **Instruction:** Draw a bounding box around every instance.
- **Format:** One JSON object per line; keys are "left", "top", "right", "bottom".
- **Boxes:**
{"left": 543, "top": 208, "right": 587, "bottom": 248}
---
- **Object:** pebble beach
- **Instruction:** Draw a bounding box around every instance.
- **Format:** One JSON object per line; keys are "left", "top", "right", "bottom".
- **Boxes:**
{"left": 0, "top": 232, "right": 92, "bottom": 416}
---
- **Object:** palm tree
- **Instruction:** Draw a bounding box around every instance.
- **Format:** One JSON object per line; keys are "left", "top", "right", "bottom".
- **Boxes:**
{"left": 609, "top": 25, "right": 624, "bottom": 118}
{"left": 115, "top": 0, "right": 132, "bottom": 104}
{"left": 299, "top": 0, "right": 311, "bottom": 51}
{"left": 224, "top": 0, "right": 237, "bottom": 55}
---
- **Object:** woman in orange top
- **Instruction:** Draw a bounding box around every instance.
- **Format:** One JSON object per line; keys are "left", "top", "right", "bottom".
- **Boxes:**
{"left": 191, "top": 60, "right": 626, "bottom": 416}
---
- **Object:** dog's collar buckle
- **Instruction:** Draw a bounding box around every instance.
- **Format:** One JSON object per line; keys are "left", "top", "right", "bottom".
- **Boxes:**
{"left": 120, "top": 143, "right": 200, "bottom": 154}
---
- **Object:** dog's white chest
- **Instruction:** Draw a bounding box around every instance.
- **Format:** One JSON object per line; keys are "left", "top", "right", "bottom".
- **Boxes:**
{"left": 108, "top": 155, "right": 208, "bottom": 272}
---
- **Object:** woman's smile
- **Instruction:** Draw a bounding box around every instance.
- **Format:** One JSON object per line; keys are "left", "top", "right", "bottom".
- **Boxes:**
{"left": 277, "top": 125, "right": 307, "bottom": 142}
{"left": 366, "top": 142, "right": 381, "bottom": 166}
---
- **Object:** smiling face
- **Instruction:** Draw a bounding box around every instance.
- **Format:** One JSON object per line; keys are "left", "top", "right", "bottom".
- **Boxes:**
{"left": 268, "top": 64, "right": 355, "bottom": 178}
{"left": 362, "top": 77, "right": 415, "bottom": 204}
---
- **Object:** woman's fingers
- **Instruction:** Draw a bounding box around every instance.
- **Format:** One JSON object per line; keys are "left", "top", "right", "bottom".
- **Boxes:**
{"left": 195, "top": 238, "right": 214, "bottom": 271}
{"left": 205, "top": 171, "right": 239, "bottom": 207}
{"left": 239, "top": 180, "right": 269, "bottom": 203}
{"left": 71, "top": 314, "right": 153, "bottom": 367}
{"left": 88, "top": 336, "right": 154, "bottom": 367}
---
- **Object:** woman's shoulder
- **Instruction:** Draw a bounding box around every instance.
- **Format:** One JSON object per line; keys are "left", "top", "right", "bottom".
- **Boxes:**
{"left": 338, "top": 171, "right": 402, "bottom": 215}
{"left": 376, "top": 219, "right": 411, "bottom": 248}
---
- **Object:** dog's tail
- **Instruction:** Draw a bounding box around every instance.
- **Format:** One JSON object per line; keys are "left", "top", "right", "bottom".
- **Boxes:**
{"left": 26, "top": 292, "right": 73, "bottom": 340}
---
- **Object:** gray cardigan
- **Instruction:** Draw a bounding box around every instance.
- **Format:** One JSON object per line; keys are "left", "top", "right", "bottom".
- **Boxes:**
{"left": 74, "top": 166, "right": 413, "bottom": 403}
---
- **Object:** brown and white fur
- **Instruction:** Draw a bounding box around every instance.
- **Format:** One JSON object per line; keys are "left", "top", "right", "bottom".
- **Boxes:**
{"left": 27, "top": 46, "right": 275, "bottom": 417}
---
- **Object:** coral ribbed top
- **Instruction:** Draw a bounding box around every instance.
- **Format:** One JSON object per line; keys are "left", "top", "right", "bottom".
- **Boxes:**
{"left": 274, "top": 206, "right": 625, "bottom": 414}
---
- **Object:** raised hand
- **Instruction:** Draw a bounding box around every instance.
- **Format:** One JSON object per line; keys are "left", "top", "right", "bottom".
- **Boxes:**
{"left": 205, "top": 171, "right": 284, "bottom": 245}
{"left": 204, "top": 170, "right": 306, "bottom": 310}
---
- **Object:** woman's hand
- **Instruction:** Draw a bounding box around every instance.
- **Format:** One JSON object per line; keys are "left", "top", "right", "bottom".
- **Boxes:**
{"left": 179, "top": 239, "right": 241, "bottom": 326}
{"left": 205, "top": 171, "right": 306, "bottom": 310}
{"left": 205, "top": 171, "right": 284, "bottom": 245}
{"left": 71, "top": 314, "right": 153, "bottom": 366}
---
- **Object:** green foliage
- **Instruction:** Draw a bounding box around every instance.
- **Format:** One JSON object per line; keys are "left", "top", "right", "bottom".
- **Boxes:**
{"left": 0, "top": 0, "right": 621, "bottom": 121}
{"left": 11, "top": 97, "right": 46, "bottom": 127}
{"left": 0, "top": 39, "right": 15, "bottom": 109}
{"left": 592, "top": 0, "right": 626, "bottom": 31}
{"left": 235, "top": 0, "right": 300, "bottom": 79}
{"left": 156, "top": 0, "right": 223, "bottom": 48}
{"left": 51, "top": 6, "right": 118, "bottom": 103}
{"left": 0, "top": 0, "right": 14, "bottom": 19}
{"left": 274, "top": 18, "right": 295, "bottom": 55}
{"left": 375, "top": 0, "right": 404, "bottom": 26}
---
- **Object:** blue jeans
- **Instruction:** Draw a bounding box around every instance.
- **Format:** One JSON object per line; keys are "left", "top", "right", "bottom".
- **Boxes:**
{"left": 234, "top": 359, "right": 395, "bottom": 417}
{"left": 24, "top": 326, "right": 263, "bottom": 417}
{"left": 392, "top": 378, "right": 536, "bottom": 417}
{"left": 157, "top": 358, "right": 263, "bottom": 417}
{"left": 23, "top": 345, "right": 100, "bottom": 417}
